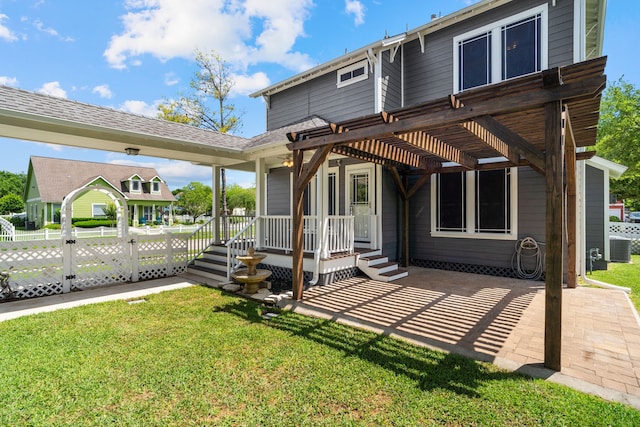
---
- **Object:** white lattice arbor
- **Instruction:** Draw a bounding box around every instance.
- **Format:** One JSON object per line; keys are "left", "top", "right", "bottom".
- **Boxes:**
{"left": 60, "top": 185, "right": 129, "bottom": 239}
{"left": 60, "top": 185, "right": 130, "bottom": 292}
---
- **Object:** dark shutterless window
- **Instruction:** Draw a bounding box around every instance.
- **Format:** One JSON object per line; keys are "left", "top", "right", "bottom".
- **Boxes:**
{"left": 502, "top": 14, "right": 541, "bottom": 80}
{"left": 437, "top": 172, "right": 466, "bottom": 232}
{"left": 458, "top": 32, "right": 491, "bottom": 91}
{"left": 475, "top": 169, "right": 511, "bottom": 233}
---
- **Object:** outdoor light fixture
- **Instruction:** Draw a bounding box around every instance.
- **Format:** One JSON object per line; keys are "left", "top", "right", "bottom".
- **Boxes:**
{"left": 125, "top": 147, "right": 140, "bottom": 156}
{"left": 282, "top": 156, "right": 293, "bottom": 167}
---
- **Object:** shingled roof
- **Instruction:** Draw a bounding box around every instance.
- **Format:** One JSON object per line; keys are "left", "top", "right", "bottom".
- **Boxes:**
{"left": 29, "top": 156, "right": 176, "bottom": 203}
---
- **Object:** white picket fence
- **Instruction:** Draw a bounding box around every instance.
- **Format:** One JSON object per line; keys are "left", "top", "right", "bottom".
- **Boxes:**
{"left": 1, "top": 224, "right": 198, "bottom": 242}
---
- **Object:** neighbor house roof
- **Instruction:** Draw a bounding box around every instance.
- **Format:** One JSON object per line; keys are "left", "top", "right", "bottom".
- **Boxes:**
{"left": 29, "top": 156, "right": 176, "bottom": 203}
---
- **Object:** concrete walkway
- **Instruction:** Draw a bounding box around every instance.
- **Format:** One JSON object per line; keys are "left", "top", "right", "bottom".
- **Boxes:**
{"left": 0, "top": 276, "right": 196, "bottom": 322}
{"left": 2, "top": 269, "right": 640, "bottom": 409}
{"left": 283, "top": 268, "right": 640, "bottom": 409}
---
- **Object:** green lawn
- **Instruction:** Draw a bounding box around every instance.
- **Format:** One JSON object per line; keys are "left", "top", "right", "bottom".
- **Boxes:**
{"left": 1, "top": 286, "right": 638, "bottom": 426}
{"left": 587, "top": 254, "right": 640, "bottom": 308}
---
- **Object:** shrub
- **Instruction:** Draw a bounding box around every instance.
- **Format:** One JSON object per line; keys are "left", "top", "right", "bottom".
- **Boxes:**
{"left": 73, "top": 219, "right": 114, "bottom": 228}
{"left": 9, "top": 215, "right": 25, "bottom": 228}
{"left": 610, "top": 215, "right": 622, "bottom": 222}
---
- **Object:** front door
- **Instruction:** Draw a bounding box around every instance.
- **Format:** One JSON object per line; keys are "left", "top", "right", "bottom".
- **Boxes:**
{"left": 347, "top": 166, "right": 371, "bottom": 244}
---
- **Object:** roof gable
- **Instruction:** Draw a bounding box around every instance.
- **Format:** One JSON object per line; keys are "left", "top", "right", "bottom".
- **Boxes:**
{"left": 29, "top": 156, "right": 176, "bottom": 202}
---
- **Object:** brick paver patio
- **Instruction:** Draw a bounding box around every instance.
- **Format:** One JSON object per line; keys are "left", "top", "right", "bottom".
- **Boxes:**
{"left": 288, "top": 267, "right": 640, "bottom": 408}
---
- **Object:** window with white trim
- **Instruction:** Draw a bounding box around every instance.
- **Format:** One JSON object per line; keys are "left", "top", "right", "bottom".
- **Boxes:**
{"left": 92, "top": 203, "right": 107, "bottom": 218}
{"left": 454, "top": 5, "right": 547, "bottom": 92}
{"left": 432, "top": 168, "right": 517, "bottom": 239}
{"left": 151, "top": 181, "right": 160, "bottom": 194}
{"left": 337, "top": 60, "right": 368, "bottom": 88}
{"left": 130, "top": 179, "right": 141, "bottom": 193}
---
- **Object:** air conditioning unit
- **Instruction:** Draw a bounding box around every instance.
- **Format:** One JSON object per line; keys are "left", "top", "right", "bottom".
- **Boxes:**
{"left": 610, "top": 236, "right": 631, "bottom": 263}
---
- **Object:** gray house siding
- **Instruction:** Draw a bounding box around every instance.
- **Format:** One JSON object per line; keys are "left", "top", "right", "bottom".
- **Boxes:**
{"left": 266, "top": 66, "right": 375, "bottom": 131}
{"left": 404, "top": 0, "right": 574, "bottom": 106}
{"left": 381, "top": 168, "right": 399, "bottom": 260}
{"left": 381, "top": 50, "right": 403, "bottom": 111}
{"left": 585, "top": 165, "right": 606, "bottom": 270}
{"left": 266, "top": 167, "right": 291, "bottom": 215}
{"left": 408, "top": 167, "right": 547, "bottom": 275}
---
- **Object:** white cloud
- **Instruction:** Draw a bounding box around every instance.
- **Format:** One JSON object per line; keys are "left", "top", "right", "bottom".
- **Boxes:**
{"left": 119, "top": 99, "right": 162, "bottom": 117}
{"left": 0, "top": 14, "right": 17, "bottom": 41}
{"left": 164, "top": 72, "right": 180, "bottom": 86}
{"left": 231, "top": 71, "right": 270, "bottom": 96}
{"left": 345, "top": 0, "right": 365, "bottom": 26}
{"left": 38, "top": 81, "right": 67, "bottom": 98}
{"left": 0, "top": 76, "right": 18, "bottom": 86}
{"left": 103, "top": 0, "right": 315, "bottom": 73}
{"left": 92, "top": 84, "right": 113, "bottom": 99}
{"left": 33, "top": 19, "right": 74, "bottom": 41}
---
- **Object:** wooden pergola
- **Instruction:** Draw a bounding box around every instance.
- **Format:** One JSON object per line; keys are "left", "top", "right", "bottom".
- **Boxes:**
{"left": 286, "top": 57, "right": 607, "bottom": 371}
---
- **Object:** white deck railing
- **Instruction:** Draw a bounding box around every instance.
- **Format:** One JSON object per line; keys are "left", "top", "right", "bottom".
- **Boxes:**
{"left": 321, "top": 215, "right": 354, "bottom": 256}
{"left": 260, "top": 215, "right": 320, "bottom": 253}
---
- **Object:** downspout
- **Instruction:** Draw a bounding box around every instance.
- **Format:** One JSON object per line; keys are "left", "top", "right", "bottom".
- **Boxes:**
{"left": 309, "top": 162, "right": 326, "bottom": 286}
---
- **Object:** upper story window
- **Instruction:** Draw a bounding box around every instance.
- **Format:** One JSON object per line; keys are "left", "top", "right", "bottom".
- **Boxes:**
{"left": 454, "top": 5, "right": 547, "bottom": 93}
{"left": 431, "top": 168, "right": 518, "bottom": 240}
{"left": 151, "top": 181, "right": 161, "bottom": 194}
{"left": 130, "top": 179, "right": 141, "bottom": 193}
{"left": 337, "top": 60, "right": 369, "bottom": 88}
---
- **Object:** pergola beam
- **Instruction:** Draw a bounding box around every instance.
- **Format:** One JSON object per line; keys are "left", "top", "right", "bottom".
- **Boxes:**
{"left": 286, "top": 74, "right": 605, "bottom": 151}
{"left": 395, "top": 131, "right": 477, "bottom": 169}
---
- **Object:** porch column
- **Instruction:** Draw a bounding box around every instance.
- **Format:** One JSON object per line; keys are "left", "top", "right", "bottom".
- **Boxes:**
{"left": 317, "top": 161, "right": 328, "bottom": 258}
{"left": 212, "top": 165, "right": 221, "bottom": 244}
{"left": 255, "top": 158, "right": 265, "bottom": 249}
{"left": 544, "top": 100, "right": 564, "bottom": 371}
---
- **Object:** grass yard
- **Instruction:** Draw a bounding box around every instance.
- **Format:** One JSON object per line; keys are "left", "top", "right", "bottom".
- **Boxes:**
{"left": 588, "top": 254, "right": 640, "bottom": 309}
{"left": 1, "top": 286, "right": 639, "bottom": 426}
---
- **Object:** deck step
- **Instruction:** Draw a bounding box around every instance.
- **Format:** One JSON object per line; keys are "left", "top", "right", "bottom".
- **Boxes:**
{"left": 186, "top": 264, "right": 228, "bottom": 283}
{"left": 356, "top": 251, "right": 408, "bottom": 283}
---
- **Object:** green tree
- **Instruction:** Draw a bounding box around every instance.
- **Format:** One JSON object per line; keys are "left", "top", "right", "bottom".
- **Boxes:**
{"left": 101, "top": 202, "right": 118, "bottom": 227}
{"left": 225, "top": 184, "right": 256, "bottom": 212}
{"left": 174, "top": 182, "right": 213, "bottom": 221}
{"left": 158, "top": 49, "right": 243, "bottom": 220}
{"left": 0, "top": 193, "right": 24, "bottom": 214}
{"left": 595, "top": 78, "right": 640, "bottom": 210}
{"left": 0, "top": 171, "right": 26, "bottom": 198}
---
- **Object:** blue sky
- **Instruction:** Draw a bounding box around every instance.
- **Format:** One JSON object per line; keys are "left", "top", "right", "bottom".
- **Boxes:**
{"left": 0, "top": 0, "right": 637, "bottom": 190}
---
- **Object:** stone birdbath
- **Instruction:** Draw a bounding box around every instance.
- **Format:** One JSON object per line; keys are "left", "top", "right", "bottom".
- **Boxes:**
{"left": 231, "top": 247, "right": 272, "bottom": 294}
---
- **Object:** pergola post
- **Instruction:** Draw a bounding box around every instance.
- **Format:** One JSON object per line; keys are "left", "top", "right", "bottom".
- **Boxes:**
{"left": 292, "top": 150, "right": 305, "bottom": 300}
{"left": 564, "top": 109, "right": 578, "bottom": 288}
{"left": 290, "top": 145, "right": 334, "bottom": 300}
{"left": 544, "top": 100, "right": 564, "bottom": 371}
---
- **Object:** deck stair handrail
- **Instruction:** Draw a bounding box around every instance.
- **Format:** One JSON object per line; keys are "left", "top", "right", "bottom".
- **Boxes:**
{"left": 225, "top": 216, "right": 259, "bottom": 279}
{"left": 186, "top": 217, "right": 216, "bottom": 264}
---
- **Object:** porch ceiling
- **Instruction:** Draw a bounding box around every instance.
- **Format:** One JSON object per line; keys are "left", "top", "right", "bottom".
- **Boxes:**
{"left": 286, "top": 57, "right": 606, "bottom": 174}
